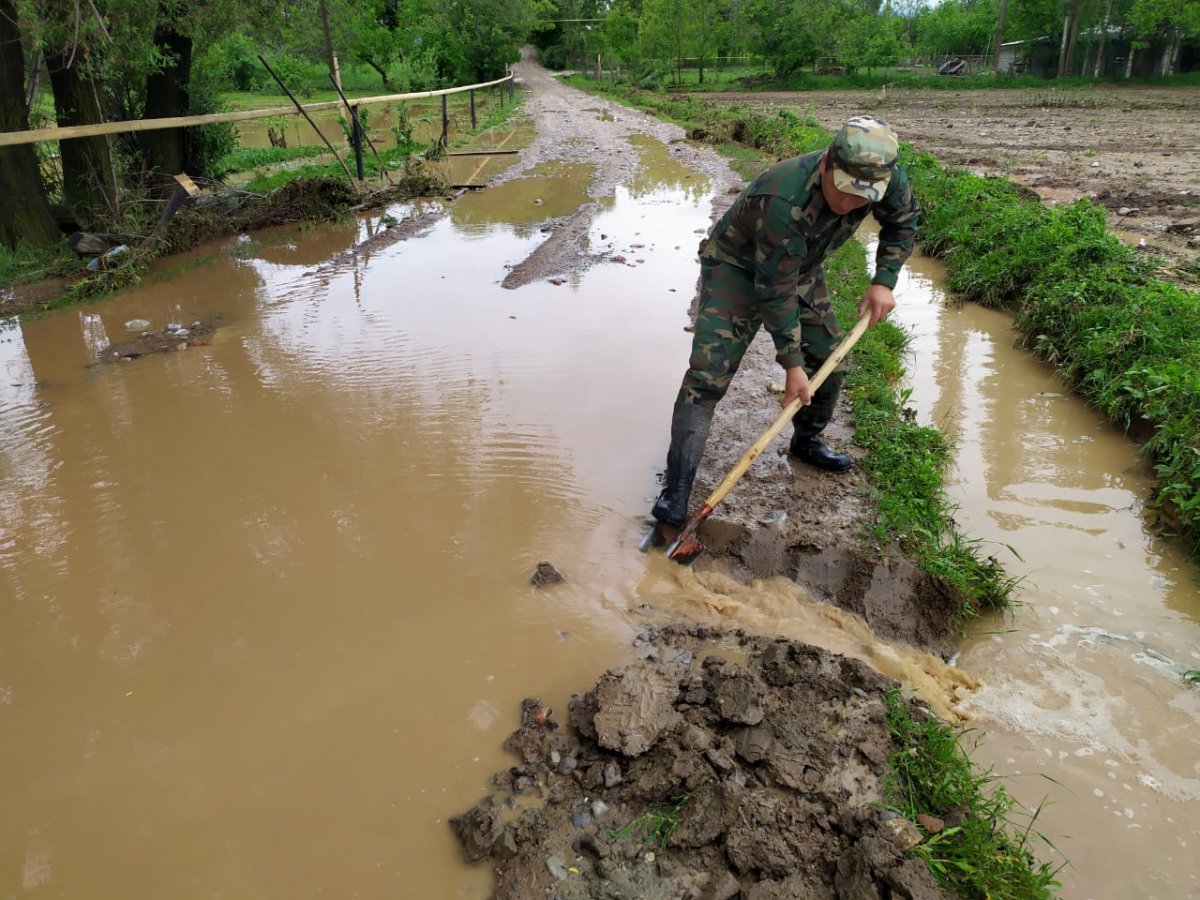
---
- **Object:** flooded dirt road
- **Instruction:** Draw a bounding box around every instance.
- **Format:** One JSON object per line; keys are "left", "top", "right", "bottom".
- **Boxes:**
{"left": 2, "top": 60, "right": 1199, "bottom": 899}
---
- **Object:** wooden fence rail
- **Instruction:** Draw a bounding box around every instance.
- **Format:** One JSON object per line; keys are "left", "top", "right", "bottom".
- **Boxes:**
{"left": 0, "top": 74, "right": 515, "bottom": 148}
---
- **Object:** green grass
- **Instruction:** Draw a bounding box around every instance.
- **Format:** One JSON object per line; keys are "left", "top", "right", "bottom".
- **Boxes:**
{"left": 0, "top": 242, "right": 73, "bottom": 286}
{"left": 1185, "top": 669, "right": 1200, "bottom": 685}
{"left": 209, "top": 145, "right": 328, "bottom": 179}
{"left": 605, "top": 794, "right": 691, "bottom": 851}
{"left": 883, "top": 690, "right": 1063, "bottom": 899}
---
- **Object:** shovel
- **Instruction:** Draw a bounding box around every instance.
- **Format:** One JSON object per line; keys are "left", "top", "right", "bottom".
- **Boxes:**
{"left": 664, "top": 312, "right": 872, "bottom": 564}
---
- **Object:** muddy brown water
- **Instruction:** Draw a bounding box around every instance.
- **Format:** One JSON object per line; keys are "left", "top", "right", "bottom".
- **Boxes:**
{"left": 1, "top": 136, "right": 1197, "bottom": 899}
{"left": 873, "top": 227, "right": 1200, "bottom": 899}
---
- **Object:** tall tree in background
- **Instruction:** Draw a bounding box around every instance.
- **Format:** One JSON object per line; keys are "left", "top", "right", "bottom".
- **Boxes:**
{"left": 44, "top": 46, "right": 119, "bottom": 228}
{"left": 0, "top": 0, "right": 59, "bottom": 248}
{"left": 1129, "top": 0, "right": 1200, "bottom": 73}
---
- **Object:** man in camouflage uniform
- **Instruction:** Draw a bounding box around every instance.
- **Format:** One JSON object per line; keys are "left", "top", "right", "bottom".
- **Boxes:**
{"left": 651, "top": 115, "right": 919, "bottom": 529}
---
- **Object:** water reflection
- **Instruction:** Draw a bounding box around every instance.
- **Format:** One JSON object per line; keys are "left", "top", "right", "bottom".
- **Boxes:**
{"left": 878, "top": 227, "right": 1200, "bottom": 899}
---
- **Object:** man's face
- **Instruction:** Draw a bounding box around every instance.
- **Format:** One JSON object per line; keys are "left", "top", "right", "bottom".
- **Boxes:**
{"left": 820, "top": 153, "right": 871, "bottom": 215}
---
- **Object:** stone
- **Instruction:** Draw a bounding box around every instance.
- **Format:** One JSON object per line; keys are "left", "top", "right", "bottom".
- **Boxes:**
{"left": 916, "top": 813, "right": 945, "bottom": 833}
{"left": 530, "top": 562, "right": 565, "bottom": 586}
{"left": 545, "top": 855, "right": 568, "bottom": 880}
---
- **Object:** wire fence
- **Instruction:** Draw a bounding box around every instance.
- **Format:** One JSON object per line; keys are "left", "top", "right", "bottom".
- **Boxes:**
{"left": 0, "top": 74, "right": 515, "bottom": 148}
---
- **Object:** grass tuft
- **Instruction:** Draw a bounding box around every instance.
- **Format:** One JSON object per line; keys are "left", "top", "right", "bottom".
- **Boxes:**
{"left": 605, "top": 794, "right": 691, "bottom": 851}
{"left": 883, "top": 690, "right": 1063, "bottom": 899}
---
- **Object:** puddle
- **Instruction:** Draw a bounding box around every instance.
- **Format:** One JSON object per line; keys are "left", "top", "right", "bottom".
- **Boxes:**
{"left": 0, "top": 138, "right": 714, "bottom": 899}
{"left": 875, "top": 225, "right": 1200, "bottom": 899}
{"left": 450, "top": 162, "right": 596, "bottom": 231}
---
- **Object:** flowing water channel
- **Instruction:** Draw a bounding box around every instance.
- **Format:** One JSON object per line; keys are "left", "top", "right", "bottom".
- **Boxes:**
{"left": 877, "top": 231, "right": 1200, "bottom": 899}
{"left": 1, "top": 136, "right": 1198, "bottom": 898}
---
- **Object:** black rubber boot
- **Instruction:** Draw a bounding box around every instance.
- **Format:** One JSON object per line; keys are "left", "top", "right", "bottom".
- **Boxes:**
{"left": 789, "top": 418, "right": 852, "bottom": 472}
{"left": 651, "top": 402, "right": 714, "bottom": 527}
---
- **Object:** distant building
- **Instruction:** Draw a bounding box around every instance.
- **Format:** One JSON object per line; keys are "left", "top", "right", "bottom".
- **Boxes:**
{"left": 997, "top": 31, "right": 1198, "bottom": 77}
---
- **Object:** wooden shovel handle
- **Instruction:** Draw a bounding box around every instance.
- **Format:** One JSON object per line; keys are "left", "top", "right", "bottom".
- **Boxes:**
{"left": 700, "top": 312, "right": 871, "bottom": 511}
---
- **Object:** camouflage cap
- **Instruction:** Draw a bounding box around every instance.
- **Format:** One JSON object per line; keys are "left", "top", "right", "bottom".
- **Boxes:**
{"left": 829, "top": 115, "right": 899, "bottom": 202}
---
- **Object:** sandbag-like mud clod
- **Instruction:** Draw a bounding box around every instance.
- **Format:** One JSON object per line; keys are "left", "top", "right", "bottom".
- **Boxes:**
{"left": 451, "top": 627, "right": 943, "bottom": 899}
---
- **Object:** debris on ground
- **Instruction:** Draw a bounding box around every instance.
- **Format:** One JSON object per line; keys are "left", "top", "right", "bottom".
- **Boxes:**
{"left": 452, "top": 627, "right": 943, "bottom": 900}
{"left": 102, "top": 319, "right": 218, "bottom": 360}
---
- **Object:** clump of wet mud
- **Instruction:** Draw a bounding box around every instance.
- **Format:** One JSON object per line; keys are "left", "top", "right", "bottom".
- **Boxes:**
{"left": 452, "top": 627, "right": 942, "bottom": 899}
{"left": 101, "top": 320, "right": 218, "bottom": 360}
{"left": 531, "top": 561, "right": 566, "bottom": 586}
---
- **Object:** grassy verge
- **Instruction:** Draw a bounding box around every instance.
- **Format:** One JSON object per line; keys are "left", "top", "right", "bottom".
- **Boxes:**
{"left": 883, "top": 690, "right": 1061, "bottom": 899}
{"left": 906, "top": 152, "right": 1200, "bottom": 552}
{"left": 209, "top": 145, "right": 329, "bottom": 179}
{"left": 0, "top": 242, "right": 75, "bottom": 287}
{"left": 570, "top": 76, "right": 1016, "bottom": 616}
{"left": 827, "top": 241, "right": 1018, "bottom": 616}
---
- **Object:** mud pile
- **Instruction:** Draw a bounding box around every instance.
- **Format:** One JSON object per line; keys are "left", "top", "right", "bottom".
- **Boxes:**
{"left": 452, "top": 627, "right": 943, "bottom": 899}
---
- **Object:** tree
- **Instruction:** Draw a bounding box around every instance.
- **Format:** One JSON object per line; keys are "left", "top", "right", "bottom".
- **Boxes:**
{"left": 744, "top": 0, "right": 831, "bottom": 75}
{"left": 0, "top": 0, "right": 59, "bottom": 249}
{"left": 913, "top": 0, "right": 997, "bottom": 58}
{"left": 421, "top": 0, "right": 554, "bottom": 83}
{"left": 839, "top": 11, "right": 908, "bottom": 72}
{"left": 1128, "top": 0, "right": 1200, "bottom": 73}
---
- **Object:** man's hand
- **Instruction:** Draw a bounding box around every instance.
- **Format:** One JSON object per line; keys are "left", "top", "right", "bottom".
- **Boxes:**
{"left": 859, "top": 284, "right": 896, "bottom": 327}
{"left": 782, "top": 365, "right": 812, "bottom": 409}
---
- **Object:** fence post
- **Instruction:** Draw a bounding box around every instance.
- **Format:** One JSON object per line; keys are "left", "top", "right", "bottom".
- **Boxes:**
{"left": 441, "top": 94, "right": 448, "bottom": 143}
{"left": 352, "top": 110, "right": 364, "bottom": 180}
{"left": 498, "top": 83, "right": 504, "bottom": 108}
{"left": 470, "top": 89, "right": 476, "bottom": 129}
{"left": 508, "top": 77, "right": 514, "bottom": 103}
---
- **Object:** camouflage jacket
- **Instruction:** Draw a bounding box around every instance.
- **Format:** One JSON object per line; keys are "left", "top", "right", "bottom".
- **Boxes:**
{"left": 700, "top": 149, "right": 919, "bottom": 368}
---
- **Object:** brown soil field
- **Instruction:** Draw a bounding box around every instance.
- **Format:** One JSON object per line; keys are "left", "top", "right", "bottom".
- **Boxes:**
{"left": 711, "top": 86, "right": 1200, "bottom": 274}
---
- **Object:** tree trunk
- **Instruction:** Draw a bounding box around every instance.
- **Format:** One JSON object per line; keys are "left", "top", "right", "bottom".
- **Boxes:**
{"left": 1125, "top": 46, "right": 1136, "bottom": 78}
{"left": 1064, "top": 0, "right": 1085, "bottom": 75}
{"left": 993, "top": 0, "right": 1009, "bottom": 76}
{"left": 317, "top": 0, "right": 339, "bottom": 89}
{"left": 1058, "top": 11, "right": 1072, "bottom": 77}
{"left": 1093, "top": 0, "right": 1113, "bottom": 76}
{"left": 1161, "top": 32, "right": 1181, "bottom": 76}
{"left": 46, "top": 51, "right": 119, "bottom": 229}
{"left": 0, "top": 0, "right": 59, "bottom": 249}
{"left": 140, "top": 26, "right": 192, "bottom": 180}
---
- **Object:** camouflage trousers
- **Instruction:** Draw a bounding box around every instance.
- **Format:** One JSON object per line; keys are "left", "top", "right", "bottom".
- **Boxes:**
{"left": 678, "top": 260, "right": 848, "bottom": 433}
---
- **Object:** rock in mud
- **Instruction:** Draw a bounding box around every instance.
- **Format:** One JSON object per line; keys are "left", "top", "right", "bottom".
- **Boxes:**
{"left": 530, "top": 561, "right": 565, "bottom": 586}
{"left": 453, "top": 627, "right": 944, "bottom": 900}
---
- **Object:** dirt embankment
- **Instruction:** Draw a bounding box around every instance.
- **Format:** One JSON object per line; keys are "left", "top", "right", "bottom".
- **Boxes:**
{"left": 711, "top": 86, "right": 1200, "bottom": 272}
{"left": 453, "top": 628, "right": 943, "bottom": 900}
